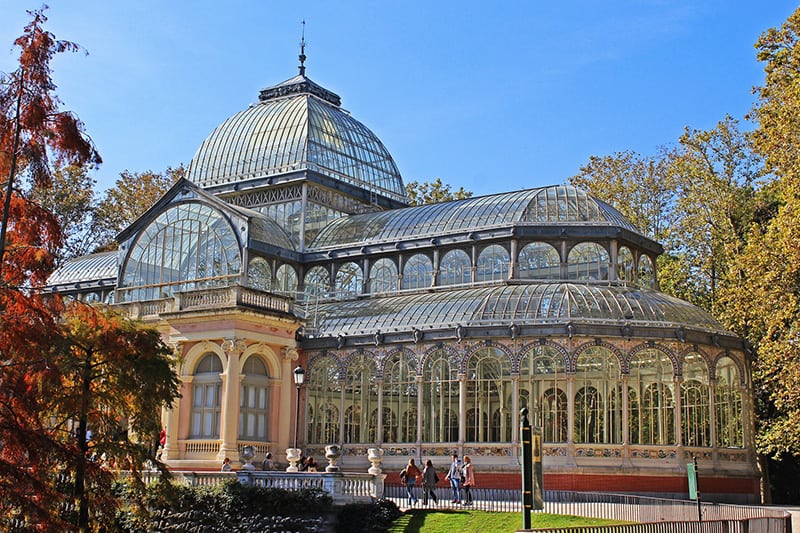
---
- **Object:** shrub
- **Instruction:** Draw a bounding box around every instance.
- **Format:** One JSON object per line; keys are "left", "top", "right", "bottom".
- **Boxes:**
{"left": 334, "top": 499, "right": 401, "bottom": 533}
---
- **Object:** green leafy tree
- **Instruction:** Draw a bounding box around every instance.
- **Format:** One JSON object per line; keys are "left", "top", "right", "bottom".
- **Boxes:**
{"left": 93, "top": 167, "right": 182, "bottom": 249}
{"left": 405, "top": 177, "right": 472, "bottom": 206}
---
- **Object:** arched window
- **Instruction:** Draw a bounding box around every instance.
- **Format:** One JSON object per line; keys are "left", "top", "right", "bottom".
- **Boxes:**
{"left": 120, "top": 202, "right": 241, "bottom": 301}
{"left": 304, "top": 266, "right": 329, "bottom": 297}
{"left": 402, "top": 254, "right": 433, "bottom": 290}
{"left": 465, "top": 347, "right": 512, "bottom": 442}
{"left": 715, "top": 357, "right": 743, "bottom": 448}
{"left": 343, "top": 354, "right": 378, "bottom": 444}
{"left": 476, "top": 245, "right": 510, "bottom": 282}
{"left": 239, "top": 356, "right": 270, "bottom": 440}
{"left": 617, "top": 246, "right": 634, "bottom": 283}
{"left": 190, "top": 354, "right": 223, "bottom": 439}
{"left": 567, "top": 242, "right": 609, "bottom": 281}
{"left": 574, "top": 346, "right": 621, "bottom": 444}
{"left": 518, "top": 242, "right": 560, "bottom": 280}
{"left": 247, "top": 257, "right": 272, "bottom": 291}
{"left": 520, "top": 345, "right": 567, "bottom": 442}
{"left": 629, "top": 349, "right": 675, "bottom": 445}
{"left": 307, "top": 356, "right": 341, "bottom": 445}
{"left": 275, "top": 264, "right": 298, "bottom": 295}
{"left": 383, "top": 352, "right": 417, "bottom": 443}
{"left": 369, "top": 258, "right": 398, "bottom": 294}
{"left": 681, "top": 352, "right": 710, "bottom": 447}
{"left": 638, "top": 255, "right": 655, "bottom": 289}
{"left": 421, "top": 350, "right": 459, "bottom": 442}
{"left": 335, "top": 262, "right": 363, "bottom": 297}
{"left": 440, "top": 249, "right": 471, "bottom": 286}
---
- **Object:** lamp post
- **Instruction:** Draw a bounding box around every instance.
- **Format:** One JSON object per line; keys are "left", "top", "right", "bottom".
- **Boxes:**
{"left": 293, "top": 364, "right": 305, "bottom": 450}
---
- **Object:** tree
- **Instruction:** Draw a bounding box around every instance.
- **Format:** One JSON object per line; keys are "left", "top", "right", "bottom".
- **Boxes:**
{"left": 29, "top": 164, "right": 99, "bottom": 261}
{"left": 405, "top": 177, "right": 472, "bottom": 206}
{"left": 93, "top": 167, "right": 183, "bottom": 249}
{"left": 0, "top": 6, "right": 100, "bottom": 278}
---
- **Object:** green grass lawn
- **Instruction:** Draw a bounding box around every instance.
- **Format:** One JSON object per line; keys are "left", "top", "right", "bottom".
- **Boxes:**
{"left": 388, "top": 509, "right": 631, "bottom": 532}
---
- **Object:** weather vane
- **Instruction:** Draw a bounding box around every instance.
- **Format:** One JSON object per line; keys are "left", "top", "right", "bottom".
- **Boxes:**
{"left": 298, "top": 19, "right": 307, "bottom": 76}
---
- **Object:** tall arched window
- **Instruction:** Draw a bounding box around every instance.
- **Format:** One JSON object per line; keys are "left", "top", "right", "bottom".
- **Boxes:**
{"left": 239, "top": 356, "right": 270, "bottom": 441}
{"left": 567, "top": 242, "right": 609, "bottom": 281}
{"left": 617, "top": 246, "right": 634, "bottom": 283}
{"left": 715, "top": 357, "right": 743, "bottom": 448}
{"left": 247, "top": 257, "right": 272, "bottom": 291}
{"left": 190, "top": 354, "right": 223, "bottom": 439}
{"left": 343, "top": 354, "right": 378, "bottom": 444}
{"left": 476, "top": 245, "right": 510, "bottom": 282}
{"left": 307, "top": 356, "right": 341, "bottom": 444}
{"left": 518, "top": 242, "right": 560, "bottom": 280}
{"left": 681, "top": 352, "right": 710, "bottom": 447}
{"left": 120, "top": 202, "right": 241, "bottom": 302}
{"left": 275, "top": 264, "right": 298, "bottom": 295}
{"left": 638, "top": 255, "right": 655, "bottom": 289}
{"left": 421, "top": 350, "right": 459, "bottom": 442}
{"left": 383, "top": 352, "right": 417, "bottom": 443}
{"left": 440, "top": 249, "right": 471, "bottom": 286}
{"left": 369, "top": 258, "right": 398, "bottom": 294}
{"left": 304, "top": 266, "right": 330, "bottom": 297}
{"left": 335, "top": 262, "right": 363, "bottom": 297}
{"left": 402, "top": 254, "right": 433, "bottom": 290}
{"left": 629, "top": 349, "right": 675, "bottom": 445}
{"left": 465, "top": 347, "right": 512, "bottom": 442}
{"left": 520, "top": 345, "right": 567, "bottom": 443}
{"left": 574, "top": 346, "right": 621, "bottom": 444}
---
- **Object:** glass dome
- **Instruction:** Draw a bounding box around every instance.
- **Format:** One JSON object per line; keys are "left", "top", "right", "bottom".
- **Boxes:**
{"left": 186, "top": 74, "right": 408, "bottom": 204}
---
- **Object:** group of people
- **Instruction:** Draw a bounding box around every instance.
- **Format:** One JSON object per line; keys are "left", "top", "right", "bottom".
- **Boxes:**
{"left": 400, "top": 454, "right": 475, "bottom": 507}
{"left": 221, "top": 452, "right": 277, "bottom": 472}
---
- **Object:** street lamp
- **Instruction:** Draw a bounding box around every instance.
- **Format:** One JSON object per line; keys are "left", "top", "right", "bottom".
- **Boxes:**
{"left": 293, "top": 364, "right": 305, "bottom": 450}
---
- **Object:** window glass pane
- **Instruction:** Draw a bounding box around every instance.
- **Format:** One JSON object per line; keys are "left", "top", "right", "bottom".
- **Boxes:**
{"left": 520, "top": 345, "right": 567, "bottom": 442}
{"left": 519, "top": 242, "right": 560, "bottom": 280}
{"left": 574, "top": 346, "right": 621, "bottom": 444}
{"left": 567, "top": 242, "right": 609, "bottom": 281}
{"left": 476, "top": 245, "right": 510, "bottom": 282}
{"left": 465, "top": 347, "right": 511, "bottom": 443}
{"left": 369, "top": 258, "right": 398, "bottom": 293}
{"left": 402, "top": 254, "right": 433, "bottom": 290}
{"left": 440, "top": 249, "right": 471, "bottom": 286}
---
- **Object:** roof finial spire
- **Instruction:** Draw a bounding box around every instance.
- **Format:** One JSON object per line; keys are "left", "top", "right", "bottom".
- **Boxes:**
{"left": 298, "top": 19, "right": 307, "bottom": 76}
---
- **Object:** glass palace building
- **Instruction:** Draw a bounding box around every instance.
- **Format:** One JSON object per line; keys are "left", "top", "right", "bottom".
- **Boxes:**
{"left": 47, "top": 65, "right": 759, "bottom": 502}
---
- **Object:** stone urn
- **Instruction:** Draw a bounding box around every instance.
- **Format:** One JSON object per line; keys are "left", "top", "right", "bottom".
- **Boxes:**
{"left": 286, "top": 448, "right": 302, "bottom": 472}
{"left": 325, "top": 444, "right": 342, "bottom": 472}
{"left": 240, "top": 445, "right": 256, "bottom": 470}
{"left": 367, "top": 447, "right": 384, "bottom": 475}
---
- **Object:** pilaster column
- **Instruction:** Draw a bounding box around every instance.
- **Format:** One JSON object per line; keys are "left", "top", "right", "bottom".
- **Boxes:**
{"left": 217, "top": 338, "right": 246, "bottom": 461}
{"left": 509, "top": 239, "right": 519, "bottom": 279}
{"left": 281, "top": 347, "right": 299, "bottom": 452}
{"left": 416, "top": 375, "right": 424, "bottom": 447}
{"left": 511, "top": 374, "right": 520, "bottom": 445}
{"left": 709, "top": 379, "right": 717, "bottom": 448}
{"left": 376, "top": 378, "right": 384, "bottom": 443}
{"left": 458, "top": 372, "right": 467, "bottom": 445}
{"left": 674, "top": 375, "right": 683, "bottom": 447}
{"left": 567, "top": 374, "right": 575, "bottom": 445}
{"left": 621, "top": 374, "right": 629, "bottom": 446}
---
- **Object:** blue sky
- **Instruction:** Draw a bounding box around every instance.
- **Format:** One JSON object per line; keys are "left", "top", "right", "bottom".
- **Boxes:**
{"left": 1, "top": 1, "right": 797, "bottom": 197}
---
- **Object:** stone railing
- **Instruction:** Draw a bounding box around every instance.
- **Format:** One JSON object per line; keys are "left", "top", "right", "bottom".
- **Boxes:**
{"left": 236, "top": 471, "right": 384, "bottom": 504}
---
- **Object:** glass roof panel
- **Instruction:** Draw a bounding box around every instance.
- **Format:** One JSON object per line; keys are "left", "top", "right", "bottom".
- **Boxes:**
{"left": 47, "top": 251, "right": 118, "bottom": 286}
{"left": 304, "top": 283, "right": 730, "bottom": 337}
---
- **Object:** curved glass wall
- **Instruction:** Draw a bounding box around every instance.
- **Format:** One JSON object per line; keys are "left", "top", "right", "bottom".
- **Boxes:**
{"left": 465, "top": 347, "right": 512, "bottom": 442}
{"left": 567, "top": 242, "right": 609, "bottom": 281}
{"left": 476, "top": 244, "right": 510, "bottom": 283}
{"left": 239, "top": 356, "right": 270, "bottom": 441}
{"left": 617, "top": 246, "right": 634, "bottom": 283}
{"left": 629, "top": 349, "right": 675, "bottom": 445}
{"left": 519, "top": 242, "right": 560, "bottom": 281}
{"left": 382, "top": 351, "right": 417, "bottom": 443}
{"left": 343, "top": 354, "right": 378, "bottom": 444}
{"left": 638, "top": 255, "right": 655, "bottom": 289}
{"left": 304, "top": 266, "right": 330, "bottom": 297}
{"left": 681, "top": 352, "right": 710, "bottom": 447}
{"left": 120, "top": 203, "right": 241, "bottom": 302}
{"left": 247, "top": 257, "right": 272, "bottom": 291}
{"left": 715, "top": 357, "right": 744, "bottom": 447}
{"left": 520, "top": 344, "right": 567, "bottom": 443}
{"left": 574, "top": 346, "right": 621, "bottom": 444}
{"left": 369, "top": 258, "right": 398, "bottom": 294}
{"left": 190, "top": 354, "right": 223, "bottom": 439}
{"left": 275, "top": 264, "right": 298, "bottom": 295}
{"left": 307, "top": 355, "right": 341, "bottom": 444}
{"left": 421, "top": 349, "right": 459, "bottom": 442}
{"left": 440, "top": 249, "right": 471, "bottom": 286}
{"left": 402, "top": 254, "right": 433, "bottom": 290}
{"left": 335, "top": 262, "right": 363, "bottom": 297}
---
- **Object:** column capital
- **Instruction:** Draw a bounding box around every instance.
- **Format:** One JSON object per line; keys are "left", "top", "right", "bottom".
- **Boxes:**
{"left": 221, "top": 338, "right": 247, "bottom": 355}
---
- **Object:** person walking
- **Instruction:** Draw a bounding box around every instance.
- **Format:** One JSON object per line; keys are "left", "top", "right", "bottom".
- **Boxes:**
{"left": 421, "top": 459, "right": 439, "bottom": 506}
{"left": 444, "top": 453, "right": 462, "bottom": 504}
{"left": 461, "top": 455, "right": 475, "bottom": 505}
{"left": 400, "top": 457, "right": 422, "bottom": 507}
